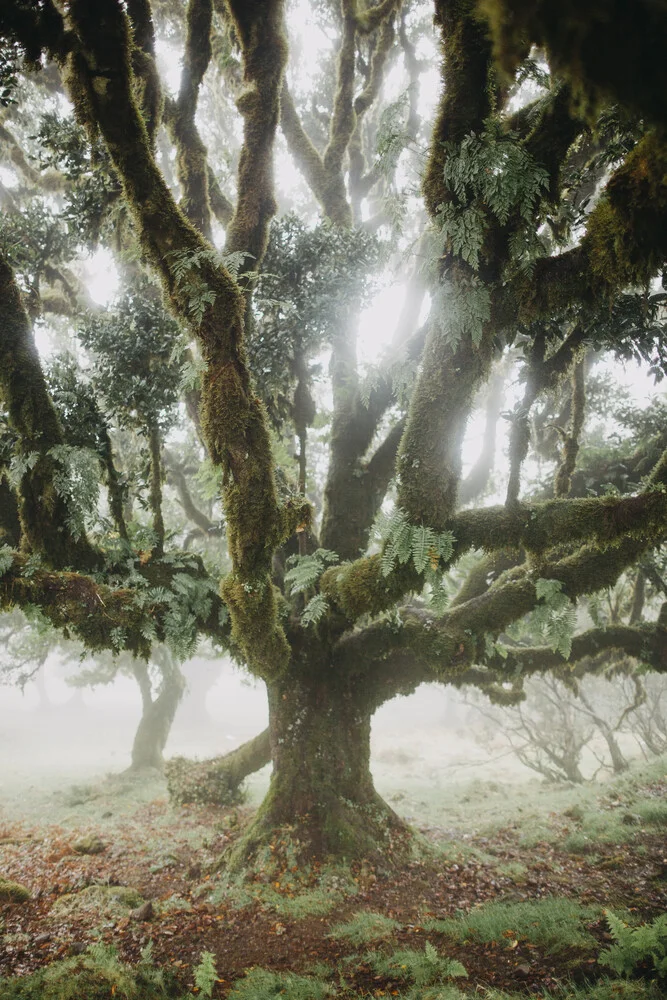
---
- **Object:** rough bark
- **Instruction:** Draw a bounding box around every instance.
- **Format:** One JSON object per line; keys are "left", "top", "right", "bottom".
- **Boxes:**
{"left": 228, "top": 673, "right": 410, "bottom": 867}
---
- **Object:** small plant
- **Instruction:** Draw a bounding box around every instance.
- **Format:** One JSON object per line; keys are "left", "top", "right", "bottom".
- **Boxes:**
{"left": 227, "top": 967, "right": 333, "bottom": 1000}
{"left": 0, "top": 944, "right": 174, "bottom": 1000}
{"left": 192, "top": 951, "right": 218, "bottom": 999}
{"left": 368, "top": 942, "right": 467, "bottom": 987}
{"left": 424, "top": 897, "right": 601, "bottom": 953}
{"left": 599, "top": 910, "right": 667, "bottom": 978}
{"left": 328, "top": 910, "right": 401, "bottom": 945}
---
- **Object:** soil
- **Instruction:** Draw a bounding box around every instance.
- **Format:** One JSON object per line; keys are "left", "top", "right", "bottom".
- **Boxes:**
{"left": 1, "top": 774, "right": 665, "bottom": 997}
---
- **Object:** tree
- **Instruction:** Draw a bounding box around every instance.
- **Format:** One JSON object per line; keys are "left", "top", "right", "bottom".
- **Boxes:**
{"left": 0, "top": 0, "right": 666, "bottom": 869}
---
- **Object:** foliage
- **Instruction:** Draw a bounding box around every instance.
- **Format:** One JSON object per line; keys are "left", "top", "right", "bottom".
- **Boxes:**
{"left": 77, "top": 275, "right": 186, "bottom": 433}
{"left": 227, "top": 967, "right": 332, "bottom": 1000}
{"left": 284, "top": 549, "right": 339, "bottom": 595}
{"left": 437, "top": 120, "right": 549, "bottom": 272}
{"left": 367, "top": 943, "right": 467, "bottom": 987}
{"left": 599, "top": 911, "right": 667, "bottom": 978}
{"left": 328, "top": 910, "right": 401, "bottom": 946}
{"left": 376, "top": 507, "right": 454, "bottom": 578}
{"left": 424, "top": 898, "right": 600, "bottom": 953}
{"left": 532, "top": 579, "right": 578, "bottom": 659}
{"left": 0, "top": 944, "right": 175, "bottom": 1000}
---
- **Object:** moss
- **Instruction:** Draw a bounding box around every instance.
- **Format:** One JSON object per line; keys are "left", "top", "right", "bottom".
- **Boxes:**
{"left": 423, "top": 0, "right": 494, "bottom": 217}
{"left": 163, "top": 0, "right": 214, "bottom": 238}
{"left": 165, "top": 728, "right": 270, "bottom": 805}
{"left": 477, "top": 0, "right": 667, "bottom": 128}
{"left": 397, "top": 315, "right": 495, "bottom": 529}
{"left": 0, "top": 878, "right": 31, "bottom": 903}
{"left": 583, "top": 132, "right": 667, "bottom": 292}
{"left": 0, "top": 254, "right": 98, "bottom": 570}
{"left": 50, "top": 885, "right": 143, "bottom": 921}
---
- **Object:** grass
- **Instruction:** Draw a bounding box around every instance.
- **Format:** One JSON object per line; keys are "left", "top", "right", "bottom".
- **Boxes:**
{"left": 482, "top": 982, "right": 665, "bottom": 1000}
{"left": 424, "top": 897, "right": 602, "bottom": 953}
{"left": 563, "top": 795, "right": 667, "bottom": 854}
{"left": 206, "top": 855, "right": 360, "bottom": 918}
{"left": 329, "top": 911, "right": 402, "bottom": 946}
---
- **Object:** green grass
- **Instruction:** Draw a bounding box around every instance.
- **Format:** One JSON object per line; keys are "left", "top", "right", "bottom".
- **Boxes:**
{"left": 481, "top": 981, "right": 664, "bottom": 1000}
{"left": 424, "top": 897, "right": 601, "bottom": 953}
{"left": 563, "top": 795, "right": 667, "bottom": 854}
{"left": 328, "top": 911, "right": 401, "bottom": 946}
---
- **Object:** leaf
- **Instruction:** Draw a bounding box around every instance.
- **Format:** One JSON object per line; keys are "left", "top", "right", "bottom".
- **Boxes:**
{"left": 301, "top": 594, "right": 329, "bottom": 627}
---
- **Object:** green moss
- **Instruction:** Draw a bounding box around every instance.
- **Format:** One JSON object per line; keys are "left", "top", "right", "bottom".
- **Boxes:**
{"left": 477, "top": 0, "right": 667, "bottom": 127}
{"left": 423, "top": 0, "right": 494, "bottom": 217}
{"left": 49, "top": 885, "right": 144, "bottom": 921}
{"left": 0, "top": 878, "right": 31, "bottom": 903}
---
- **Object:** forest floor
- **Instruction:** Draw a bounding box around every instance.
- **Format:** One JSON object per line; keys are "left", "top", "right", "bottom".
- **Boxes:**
{"left": 0, "top": 756, "right": 665, "bottom": 999}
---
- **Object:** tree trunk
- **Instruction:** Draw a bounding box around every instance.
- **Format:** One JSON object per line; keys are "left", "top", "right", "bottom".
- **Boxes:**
{"left": 165, "top": 729, "right": 271, "bottom": 806}
{"left": 130, "top": 662, "right": 185, "bottom": 770}
{"left": 228, "top": 673, "right": 410, "bottom": 868}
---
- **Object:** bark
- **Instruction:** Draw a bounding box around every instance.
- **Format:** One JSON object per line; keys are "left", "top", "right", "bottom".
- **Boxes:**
{"left": 165, "top": 728, "right": 271, "bottom": 805}
{"left": 0, "top": 252, "right": 98, "bottom": 570}
{"left": 228, "top": 672, "right": 410, "bottom": 867}
{"left": 147, "top": 422, "right": 165, "bottom": 557}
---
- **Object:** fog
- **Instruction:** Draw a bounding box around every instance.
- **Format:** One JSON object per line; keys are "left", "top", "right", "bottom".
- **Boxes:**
{"left": 0, "top": 652, "right": 649, "bottom": 830}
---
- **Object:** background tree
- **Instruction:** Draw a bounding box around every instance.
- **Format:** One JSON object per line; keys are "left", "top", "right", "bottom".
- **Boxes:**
{"left": 0, "top": 0, "right": 666, "bottom": 870}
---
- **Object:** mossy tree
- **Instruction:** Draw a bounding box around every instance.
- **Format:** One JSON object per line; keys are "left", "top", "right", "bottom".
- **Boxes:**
{"left": 1, "top": 0, "right": 667, "bottom": 867}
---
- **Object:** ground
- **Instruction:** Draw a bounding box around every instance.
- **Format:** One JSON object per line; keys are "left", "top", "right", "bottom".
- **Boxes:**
{"left": 1, "top": 758, "right": 665, "bottom": 998}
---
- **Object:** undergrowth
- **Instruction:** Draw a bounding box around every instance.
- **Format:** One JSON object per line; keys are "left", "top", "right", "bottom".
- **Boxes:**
{"left": 424, "top": 897, "right": 601, "bottom": 952}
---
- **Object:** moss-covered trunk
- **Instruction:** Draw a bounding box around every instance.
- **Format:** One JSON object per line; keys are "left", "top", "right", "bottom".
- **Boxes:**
{"left": 230, "top": 672, "right": 410, "bottom": 867}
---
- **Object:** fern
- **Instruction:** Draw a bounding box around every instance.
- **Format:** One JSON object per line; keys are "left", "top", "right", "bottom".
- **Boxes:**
{"left": 0, "top": 544, "right": 13, "bottom": 575}
{"left": 377, "top": 506, "right": 456, "bottom": 579}
{"left": 369, "top": 942, "right": 467, "bottom": 987}
{"left": 193, "top": 950, "right": 219, "bottom": 998}
{"left": 533, "top": 578, "right": 577, "bottom": 658}
{"left": 301, "top": 594, "right": 329, "bottom": 627}
{"left": 599, "top": 910, "right": 667, "bottom": 978}
{"left": 284, "top": 548, "right": 339, "bottom": 595}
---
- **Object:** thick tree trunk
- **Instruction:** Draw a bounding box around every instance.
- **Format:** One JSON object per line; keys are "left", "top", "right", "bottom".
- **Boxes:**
{"left": 130, "top": 662, "right": 185, "bottom": 770}
{"left": 228, "top": 673, "right": 411, "bottom": 868}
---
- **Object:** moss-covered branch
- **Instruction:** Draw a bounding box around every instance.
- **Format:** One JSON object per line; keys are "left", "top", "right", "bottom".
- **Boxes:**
{"left": 165, "top": 728, "right": 270, "bottom": 805}
{"left": 505, "top": 132, "right": 667, "bottom": 322}
{"left": 224, "top": 0, "right": 287, "bottom": 268}
{"left": 162, "top": 0, "right": 214, "bottom": 238}
{"left": 322, "top": 478, "right": 667, "bottom": 622}
{"left": 0, "top": 552, "right": 231, "bottom": 658}
{"left": 64, "top": 0, "right": 292, "bottom": 677}
{"left": 423, "top": 0, "right": 493, "bottom": 216}
{"left": 0, "top": 252, "right": 98, "bottom": 570}
{"left": 476, "top": 0, "right": 667, "bottom": 128}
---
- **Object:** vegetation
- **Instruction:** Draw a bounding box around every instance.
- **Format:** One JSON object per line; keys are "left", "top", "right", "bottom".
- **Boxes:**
{"left": 1, "top": 0, "right": 667, "bottom": 993}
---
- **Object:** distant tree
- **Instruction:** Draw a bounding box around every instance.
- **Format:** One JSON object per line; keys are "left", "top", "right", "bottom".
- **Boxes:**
{"left": 0, "top": 0, "right": 666, "bottom": 869}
